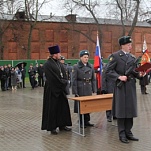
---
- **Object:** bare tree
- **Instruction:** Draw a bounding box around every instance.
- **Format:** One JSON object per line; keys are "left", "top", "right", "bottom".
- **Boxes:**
{"left": 64, "top": 0, "right": 145, "bottom": 37}
{"left": 108, "top": 0, "right": 141, "bottom": 36}
{"left": 64, "top": 0, "right": 102, "bottom": 44}
{"left": 0, "top": 0, "right": 26, "bottom": 59}
{"left": 0, "top": 0, "right": 16, "bottom": 59}
{"left": 24, "top": 0, "right": 51, "bottom": 59}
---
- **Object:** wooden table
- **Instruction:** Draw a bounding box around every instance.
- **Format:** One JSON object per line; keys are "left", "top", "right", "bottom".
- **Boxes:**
{"left": 68, "top": 93, "right": 113, "bottom": 136}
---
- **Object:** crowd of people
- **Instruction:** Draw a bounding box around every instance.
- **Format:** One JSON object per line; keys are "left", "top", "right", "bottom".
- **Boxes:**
{"left": 0, "top": 60, "right": 73, "bottom": 91}
{"left": 0, "top": 64, "right": 23, "bottom": 91}
{"left": 0, "top": 62, "right": 55, "bottom": 91}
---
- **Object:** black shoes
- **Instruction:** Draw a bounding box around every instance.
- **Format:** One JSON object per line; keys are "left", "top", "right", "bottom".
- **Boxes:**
{"left": 51, "top": 127, "right": 71, "bottom": 135}
{"left": 120, "top": 136, "right": 139, "bottom": 143}
{"left": 85, "top": 122, "right": 94, "bottom": 127}
{"left": 59, "top": 126, "right": 71, "bottom": 131}
{"left": 126, "top": 136, "right": 139, "bottom": 141}
{"left": 51, "top": 129, "right": 58, "bottom": 135}
{"left": 120, "top": 137, "right": 129, "bottom": 143}
{"left": 107, "top": 118, "right": 112, "bottom": 122}
{"left": 80, "top": 122, "right": 94, "bottom": 128}
{"left": 142, "top": 92, "right": 149, "bottom": 94}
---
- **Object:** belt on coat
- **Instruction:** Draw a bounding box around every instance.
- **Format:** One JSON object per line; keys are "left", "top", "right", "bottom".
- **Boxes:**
{"left": 77, "top": 79, "right": 91, "bottom": 82}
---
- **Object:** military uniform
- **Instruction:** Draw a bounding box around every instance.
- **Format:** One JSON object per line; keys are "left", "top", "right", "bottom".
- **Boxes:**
{"left": 101, "top": 63, "right": 115, "bottom": 122}
{"left": 106, "top": 36, "right": 140, "bottom": 143}
{"left": 72, "top": 53, "right": 96, "bottom": 126}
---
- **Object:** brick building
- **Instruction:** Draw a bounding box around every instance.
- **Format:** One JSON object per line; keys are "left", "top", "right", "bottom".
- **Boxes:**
{"left": 1, "top": 14, "right": 151, "bottom": 60}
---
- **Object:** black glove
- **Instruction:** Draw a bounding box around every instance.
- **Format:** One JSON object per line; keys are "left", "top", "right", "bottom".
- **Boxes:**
{"left": 101, "top": 90, "right": 108, "bottom": 94}
{"left": 75, "top": 94, "right": 79, "bottom": 97}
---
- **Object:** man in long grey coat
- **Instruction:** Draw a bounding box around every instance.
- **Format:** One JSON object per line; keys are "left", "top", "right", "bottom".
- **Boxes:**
{"left": 72, "top": 50, "right": 96, "bottom": 128}
{"left": 106, "top": 36, "right": 142, "bottom": 143}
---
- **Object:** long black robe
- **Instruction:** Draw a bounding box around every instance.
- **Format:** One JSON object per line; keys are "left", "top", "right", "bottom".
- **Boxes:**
{"left": 41, "top": 57, "right": 72, "bottom": 131}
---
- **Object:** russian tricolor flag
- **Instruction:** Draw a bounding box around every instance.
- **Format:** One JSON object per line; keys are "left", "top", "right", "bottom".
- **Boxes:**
{"left": 94, "top": 33, "right": 102, "bottom": 90}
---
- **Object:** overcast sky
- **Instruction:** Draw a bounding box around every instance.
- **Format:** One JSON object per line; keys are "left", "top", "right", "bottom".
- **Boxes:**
{"left": 39, "top": 0, "right": 108, "bottom": 17}
{"left": 39, "top": 0, "right": 68, "bottom": 16}
{"left": 39, "top": 0, "right": 151, "bottom": 19}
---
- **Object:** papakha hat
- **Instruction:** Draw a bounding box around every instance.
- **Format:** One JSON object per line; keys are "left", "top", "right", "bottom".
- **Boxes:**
{"left": 79, "top": 50, "right": 89, "bottom": 57}
{"left": 48, "top": 45, "right": 60, "bottom": 54}
{"left": 118, "top": 36, "right": 132, "bottom": 46}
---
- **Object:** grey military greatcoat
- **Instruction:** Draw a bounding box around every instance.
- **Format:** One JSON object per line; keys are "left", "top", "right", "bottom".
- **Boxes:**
{"left": 106, "top": 50, "right": 140, "bottom": 118}
{"left": 72, "top": 61, "right": 96, "bottom": 113}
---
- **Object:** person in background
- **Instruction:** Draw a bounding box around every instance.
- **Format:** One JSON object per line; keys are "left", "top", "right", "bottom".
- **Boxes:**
{"left": 72, "top": 50, "right": 96, "bottom": 128}
{"left": 37, "top": 63, "right": 44, "bottom": 87}
{"left": 34, "top": 63, "right": 39, "bottom": 86}
{"left": 11, "top": 67, "right": 18, "bottom": 90}
{"left": 139, "top": 73, "right": 149, "bottom": 94}
{"left": 41, "top": 45, "right": 72, "bottom": 135}
{"left": 28, "top": 63, "right": 36, "bottom": 89}
{"left": 15, "top": 66, "right": 22, "bottom": 88}
{"left": 0, "top": 66, "right": 7, "bottom": 91}
{"left": 20, "top": 63, "right": 26, "bottom": 88}
{"left": 101, "top": 60, "right": 115, "bottom": 122}
{"left": 67, "top": 62, "right": 73, "bottom": 88}
{"left": 60, "top": 56, "right": 70, "bottom": 95}
{"left": 4, "top": 64, "right": 9, "bottom": 90}
{"left": 106, "top": 36, "right": 143, "bottom": 143}
{"left": 8, "top": 64, "right": 12, "bottom": 89}
{"left": 34, "top": 63, "right": 38, "bottom": 73}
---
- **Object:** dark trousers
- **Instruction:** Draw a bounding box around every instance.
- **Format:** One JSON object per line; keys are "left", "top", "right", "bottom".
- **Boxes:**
{"left": 38, "top": 76, "right": 44, "bottom": 87}
{"left": 22, "top": 76, "right": 26, "bottom": 88}
{"left": 1, "top": 79, "right": 6, "bottom": 91}
{"left": 106, "top": 110, "right": 112, "bottom": 120}
{"left": 8, "top": 77, "right": 11, "bottom": 88}
{"left": 80, "top": 113, "right": 90, "bottom": 125}
{"left": 140, "top": 85, "right": 146, "bottom": 94}
{"left": 29, "top": 76, "right": 35, "bottom": 88}
{"left": 117, "top": 118, "right": 133, "bottom": 138}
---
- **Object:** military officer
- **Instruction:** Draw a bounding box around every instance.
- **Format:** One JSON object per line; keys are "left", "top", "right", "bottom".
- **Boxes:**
{"left": 106, "top": 36, "right": 143, "bottom": 143}
{"left": 72, "top": 50, "right": 96, "bottom": 128}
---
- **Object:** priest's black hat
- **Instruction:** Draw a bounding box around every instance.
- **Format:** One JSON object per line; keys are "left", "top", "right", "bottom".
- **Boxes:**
{"left": 48, "top": 45, "right": 60, "bottom": 54}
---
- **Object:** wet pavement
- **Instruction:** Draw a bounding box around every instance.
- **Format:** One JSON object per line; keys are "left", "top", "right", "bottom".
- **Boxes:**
{"left": 0, "top": 82, "right": 151, "bottom": 151}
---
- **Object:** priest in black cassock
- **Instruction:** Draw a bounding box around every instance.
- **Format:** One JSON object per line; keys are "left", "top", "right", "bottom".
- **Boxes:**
{"left": 41, "top": 45, "right": 72, "bottom": 135}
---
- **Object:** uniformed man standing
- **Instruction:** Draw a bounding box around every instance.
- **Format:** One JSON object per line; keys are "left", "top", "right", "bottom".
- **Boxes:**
{"left": 72, "top": 50, "right": 96, "bottom": 128}
{"left": 106, "top": 36, "right": 143, "bottom": 143}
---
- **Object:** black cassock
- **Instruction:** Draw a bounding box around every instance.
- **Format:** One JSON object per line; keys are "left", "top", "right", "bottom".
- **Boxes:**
{"left": 41, "top": 57, "right": 72, "bottom": 131}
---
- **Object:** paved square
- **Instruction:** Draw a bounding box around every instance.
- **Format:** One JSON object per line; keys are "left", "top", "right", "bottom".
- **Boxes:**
{"left": 0, "top": 82, "right": 151, "bottom": 151}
